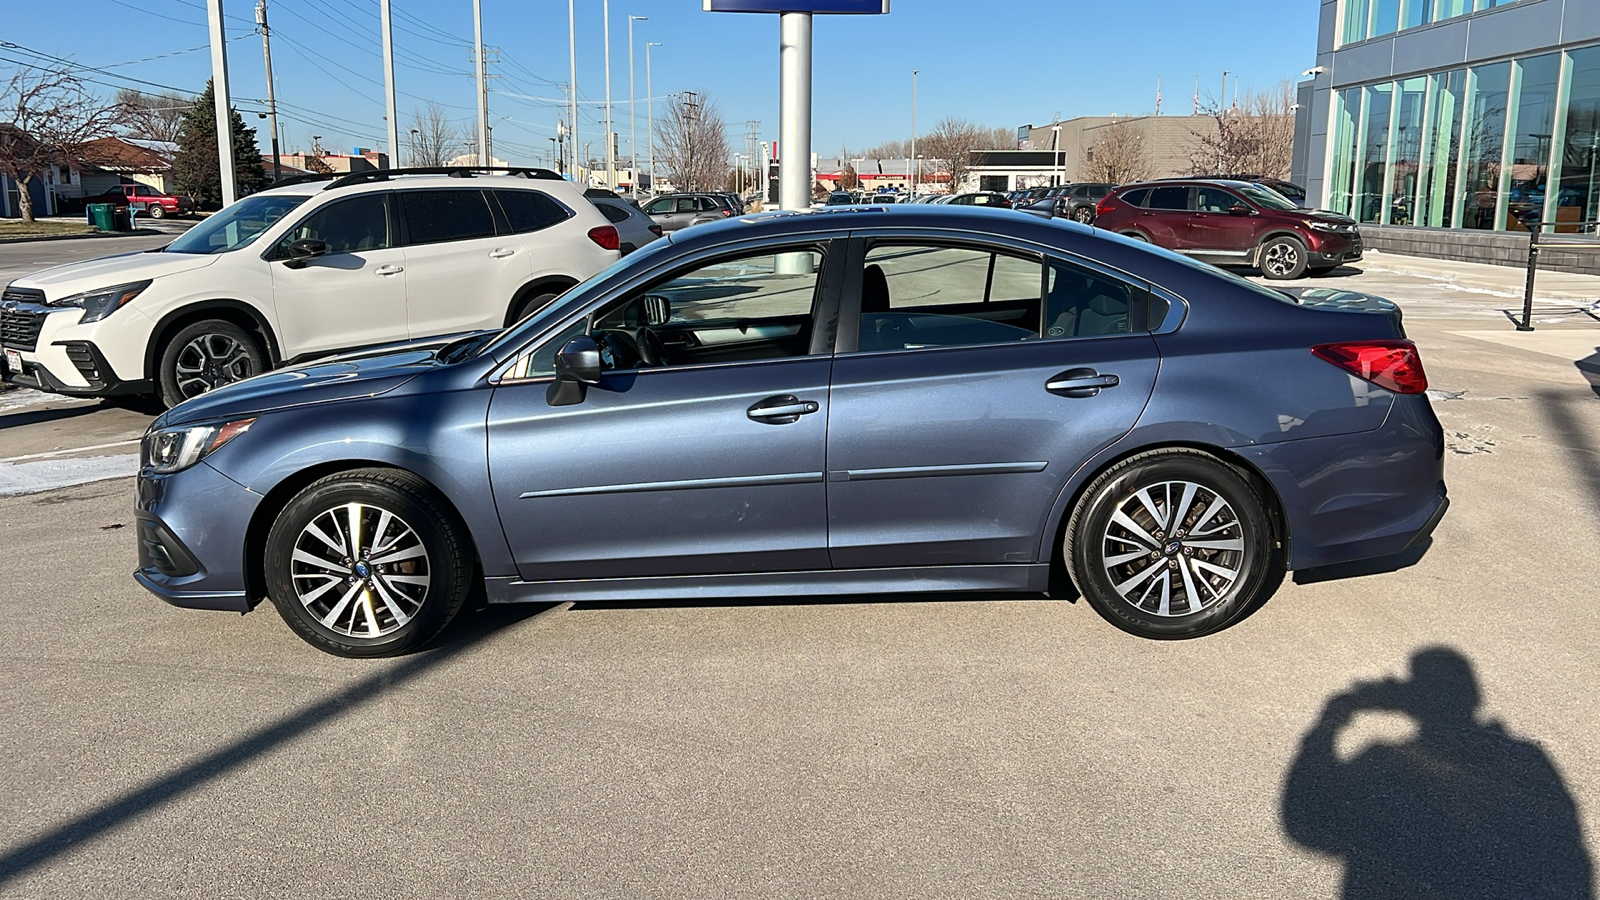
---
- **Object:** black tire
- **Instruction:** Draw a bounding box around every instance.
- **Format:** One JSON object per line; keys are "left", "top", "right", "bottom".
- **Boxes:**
{"left": 147, "top": 204, "right": 166, "bottom": 219}
{"left": 1065, "top": 449, "right": 1276, "bottom": 639}
{"left": 1121, "top": 231, "right": 1149, "bottom": 242}
{"left": 508, "top": 291, "right": 561, "bottom": 326}
{"left": 263, "top": 469, "right": 473, "bottom": 657}
{"left": 1259, "top": 236, "right": 1309, "bottom": 280}
{"left": 157, "top": 318, "right": 267, "bottom": 409}
{"left": 1073, "top": 206, "right": 1095, "bottom": 224}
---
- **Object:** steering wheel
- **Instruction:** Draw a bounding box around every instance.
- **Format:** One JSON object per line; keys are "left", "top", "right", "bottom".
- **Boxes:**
{"left": 634, "top": 327, "right": 667, "bottom": 368}
{"left": 595, "top": 330, "right": 641, "bottom": 371}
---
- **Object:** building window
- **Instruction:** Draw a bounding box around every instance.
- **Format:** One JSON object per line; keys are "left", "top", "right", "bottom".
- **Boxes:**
{"left": 1555, "top": 46, "right": 1600, "bottom": 231}
{"left": 1504, "top": 53, "right": 1562, "bottom": 230}
{"left": 1461, "top": 62, "right": 1512, "bottom": 230}
{"left": 1329, "top": 88, "right": 1363, "bottom": 218}
{"left": 1416, "top": 70, "right": 1467, "bottom": 227}
{"left": 1355, "top": 82, "right": 1394, "bottom": 224}
{"left": 1389, "top": 78, "right": 1428, "bottom": 224}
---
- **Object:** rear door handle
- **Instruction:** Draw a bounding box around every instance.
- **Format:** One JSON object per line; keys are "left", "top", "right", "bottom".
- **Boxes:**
{"left": 1046, "top": 368, "right": 1119, "bottom": 398}
{"left": 374, "top": 264, "right": 404, "bottom": 276}
{"left": 489, "top": 247, "right": 517, "bottom": 259}
{"left": 747, "top": 394, "right": 821, "bottom": 425}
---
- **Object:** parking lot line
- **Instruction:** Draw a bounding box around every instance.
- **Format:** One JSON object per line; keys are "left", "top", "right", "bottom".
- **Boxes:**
{"left": 0, "top": 439, "right": 140, "bottom": 464}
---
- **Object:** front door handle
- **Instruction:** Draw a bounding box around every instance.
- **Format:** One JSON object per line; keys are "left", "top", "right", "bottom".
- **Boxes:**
{"left": 374, "top": 264, "right": 405, "bottom": 276}
{"left": 489, "top": 247, "right": 517, "bottom": 259}
{"left": 1046, "top": 368, "right": 1119, "bottom": 398}
{"left": 747, "top": 394, "right": 821, "bottom": 425}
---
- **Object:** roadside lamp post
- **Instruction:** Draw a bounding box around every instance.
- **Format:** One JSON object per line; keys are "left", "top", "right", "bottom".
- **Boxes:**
{"left": 629, "top": 15, "right": 648, "bottom": 199}
{"left": 647, "top": 42, "right": 662, "bottom": 197}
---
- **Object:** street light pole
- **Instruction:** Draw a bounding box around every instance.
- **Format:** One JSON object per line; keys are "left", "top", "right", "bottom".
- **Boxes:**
{"left": 647, "top": 42, "right": 661, "bottom": 195}
{"left": 911, "top": 69, "right": 917, "bottom": 194}
{"left": 568, "top": 0, "right": 578, "bottom": 181}
{"left": 603, "top": 0, "right": 614, "bottom": 190}
{"left": 629, "top": 15, "right": 647, "bottom": 199}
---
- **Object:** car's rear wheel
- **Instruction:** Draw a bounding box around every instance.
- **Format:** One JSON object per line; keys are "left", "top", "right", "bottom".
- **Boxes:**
{"left": 264, "top": 469, "right": 473, "bottom": 657}
{"left": 1066, "top": 449, "right": 1276, "bottom": 639}
{"left": 1260, "top": 236, "right": 1309, "bottom": 279}
{"left": 157, "top": 319, "right": 267, "bottom": 408}
{"left": 1121, "top": 231, "right": 1149, "bottom": 242}
{"left": 1073, "top": 206, "right": 1094, "bottom": 224}
{"left": 147, "top": 204, "right": 165, "bottom": 219}
{"left": 509, "top": 291, "right": 561, "bottom": 326}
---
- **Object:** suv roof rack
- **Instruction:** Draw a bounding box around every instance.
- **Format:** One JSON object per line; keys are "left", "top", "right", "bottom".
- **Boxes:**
{"left": 322, "top": 166, "right": 564, "bottom": 191}
{"left": 268, "top": 172, "right": 339, "bottom": 189}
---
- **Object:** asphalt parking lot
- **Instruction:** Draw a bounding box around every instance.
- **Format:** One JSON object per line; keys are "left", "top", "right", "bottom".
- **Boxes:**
{"left": 2, "top": 233, "right": 1598, "bottom": 897}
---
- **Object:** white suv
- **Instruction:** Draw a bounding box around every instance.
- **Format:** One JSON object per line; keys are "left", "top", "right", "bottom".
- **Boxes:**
{"left": 1, "top": 168, "right": 620, "bottom": 407}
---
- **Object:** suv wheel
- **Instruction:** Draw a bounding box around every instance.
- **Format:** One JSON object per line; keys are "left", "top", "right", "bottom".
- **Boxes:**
{"left": 1260, "top": 236, "right": 1309, "bottom": 280}
{"left": 158, "top": 319, "right": 267, "bottom": 408}
{"left": 1073, "top": 206, "right": 1094, "bottom": 224}
{"left": 147, "top": 205, "right": 166, "bottom": 219}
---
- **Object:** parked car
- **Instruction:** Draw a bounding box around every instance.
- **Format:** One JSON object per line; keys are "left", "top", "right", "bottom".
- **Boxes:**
{"left": 1055, "top": 183, "right": 1116, "bottom": 223}
{"left": 825, "top": 191, "right": 856, "bottom": 206}
{"left": 641, "top": 192, "right": 738, "bottom": 231}
{"left": 88, "top": 183, "right": 195, "bottom": 219}
{"left": 943, "top": 192, "right": 1012, "bottom": 208}
{"left": 1091, "top": 179, "right": 1363, "bottom": 279}
{"left": 130, "top": 205, "right": 1445, "bottom": 656}
{"left": 588, "top": 196, "right": 663, "bottom": 254}
{"left": 2, "top": 167, "right": 619, "bottom": 407}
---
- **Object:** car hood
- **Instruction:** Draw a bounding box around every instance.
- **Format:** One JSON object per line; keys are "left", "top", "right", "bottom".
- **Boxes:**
{"left": 9, "top": 249, "right": 216, "bottom": 298}
{"left": 1303, "top": 210, "right": 1358, "bottom": 226}
{"left": 154, "top": 340, "right": 462, "bottom": 428}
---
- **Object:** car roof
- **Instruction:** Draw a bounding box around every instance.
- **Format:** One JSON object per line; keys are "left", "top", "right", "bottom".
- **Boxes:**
{"left": 255, "top": 167, "right": 576, "bottom": 199}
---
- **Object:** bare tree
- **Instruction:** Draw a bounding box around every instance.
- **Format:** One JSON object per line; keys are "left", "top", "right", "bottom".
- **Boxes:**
{"left": 919, "top": 117, "right": 986, "bottom": 192}
{"left": 1081, "top": 119, "right": 1152, "bottom": 184}
{"left": 654, "top": 92, "right": 729, "bottom": 192}
{"left": 0, "top": 66, "right": 117, "bottom": 222}
{"left": 1187, "top": 81, "right": 1297, "bottom": 178}
{"left": 114, "top": 87, "right": 191, "bottom": 143}
{"left": 406, "top": 102, "right": 465, "bottom": 167}
{"left": 861, "top": 138, "right": 909, "bottom": 159}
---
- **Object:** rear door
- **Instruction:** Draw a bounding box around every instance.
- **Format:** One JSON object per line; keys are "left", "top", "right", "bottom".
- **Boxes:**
{"left": 826, "top": 235, "right": 1160, "bottom": 569}
{"left": 1139, "top": 185, "right": 1194, "bottom": 248}
{"left": 398, "top": 188, "right": 524, "bottom": 337}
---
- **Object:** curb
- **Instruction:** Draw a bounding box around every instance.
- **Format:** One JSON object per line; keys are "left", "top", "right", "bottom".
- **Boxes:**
{"left": 0, "top": 227, "right": 166, "bottom": 245}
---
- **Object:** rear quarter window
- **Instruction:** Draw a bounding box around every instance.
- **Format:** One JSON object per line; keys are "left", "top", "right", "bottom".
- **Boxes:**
{"left": 597, "top": 203, "right": 630, "bottom": 224}
{"left": 494, "top": 189, "right": 572, "bottom": 234}
{"left": 1119, "top": 188, "right": 1150, "bottom": 208}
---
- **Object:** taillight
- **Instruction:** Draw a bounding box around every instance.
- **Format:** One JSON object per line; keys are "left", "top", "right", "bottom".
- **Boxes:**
{"left": 587, "top": 225, "right": 620, "bottom": 251}
{"left": 1095, "top": 196, "right": 1116, "bottom": 216}
{"left": 722, "top": 208, "right": 734, "bottom": 217}
{"left": 648, "top": 224, "right": 663, "bottom": 236}
{"left": 1311, "top": 340, "right": 1428, "bottom": 394}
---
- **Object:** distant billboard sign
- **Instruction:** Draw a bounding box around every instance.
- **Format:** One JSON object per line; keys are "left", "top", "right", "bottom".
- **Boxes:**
{"left": 704, "top": 0, "right": 888, "bottom": 12}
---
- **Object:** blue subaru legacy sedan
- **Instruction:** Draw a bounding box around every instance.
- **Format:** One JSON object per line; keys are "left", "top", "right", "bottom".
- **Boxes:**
{"left": 134, "top": 206, "right": 1447, "bottom": 656}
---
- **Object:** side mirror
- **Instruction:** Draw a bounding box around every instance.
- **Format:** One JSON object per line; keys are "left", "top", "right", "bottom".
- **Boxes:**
{"left": 282, "top": 238, "right": 327, "bottom": 269}
{"left": 1228, "top": 204, "right": 1254, "bottom": 217}
{"left": 641, "top": 294, "right": 671, "bottom": 326}
{"left": 547, "top": 334, "right": 601, "bottom": 406}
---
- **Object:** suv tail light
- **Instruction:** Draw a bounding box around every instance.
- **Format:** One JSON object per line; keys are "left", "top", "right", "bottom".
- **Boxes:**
{"left": 1311, "top": 340, "right": 1428, "bottom": 394}
{"left": 721, "top": 208, "right": 734, "bottom": 217}
{"left": 648, "top": 224, "right": 663, "bottom": 237}
{"left": 587, "top": 225, "right": 620, "bottom": 251}
{"left": 1095, "top": 195, "right": 1116, "bottom": 217}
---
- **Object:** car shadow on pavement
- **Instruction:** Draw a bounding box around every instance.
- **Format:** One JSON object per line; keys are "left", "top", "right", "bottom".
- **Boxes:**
{"left": 0, "top": 402, "right": 104, "bottom": 431}
{"left": 1578, "top": 346, "right": 1600, "bottom": 399}
{"left": 1281, "top": 647, "right": 1595, "bottom": 898}
{"left": 0, "top": 600, "right": 559, "bottom": 889}
{"left": 1541, "top": 384, "right": 1600, "bottom": 522}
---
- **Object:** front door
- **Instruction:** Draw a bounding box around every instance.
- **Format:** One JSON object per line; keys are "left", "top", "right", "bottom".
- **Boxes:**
{"left": 267, "top": 192, "right": 409, "bottom": 357}
{"left": 827, "top": 239, "right": 1160, "bottom": 569}
{"left": 1189, "top": 185, "right": 1259, "bottom": 255}
{"left": 487, "top": 243, "right": 840, "bottom": 581}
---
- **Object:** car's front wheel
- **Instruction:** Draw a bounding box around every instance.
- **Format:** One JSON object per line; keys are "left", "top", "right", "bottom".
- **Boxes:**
{"left": 147, "top": 204, "right": 166, "bottom": 219}
{"left": 1066, "top": 449, "right": 1276, "bottom": 639}
{"left": 1260, "top": 236, "right": 1309, "bottom": 279}
{"left": 157, "top": 319, "right": 267, "bottom": 408}
{"left": 264, "top": 469, "right": 473, "bottom": 657}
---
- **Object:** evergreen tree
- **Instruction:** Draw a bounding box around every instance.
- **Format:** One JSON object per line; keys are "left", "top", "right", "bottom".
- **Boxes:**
{"left": 173, "top": 80, "right": 269, "bottom": 206}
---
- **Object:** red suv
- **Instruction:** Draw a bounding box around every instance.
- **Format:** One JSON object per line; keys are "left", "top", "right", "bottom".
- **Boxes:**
{"left": 1091, "top": 179, "right": 1361, "bottom": 279}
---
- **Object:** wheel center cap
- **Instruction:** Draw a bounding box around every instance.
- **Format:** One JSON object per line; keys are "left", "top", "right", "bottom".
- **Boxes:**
{"left": 1164, "top": 540, "right": 1182, "bottom": 556}
{"left": 353, "top": 561, "right": 371, "bottom": 579}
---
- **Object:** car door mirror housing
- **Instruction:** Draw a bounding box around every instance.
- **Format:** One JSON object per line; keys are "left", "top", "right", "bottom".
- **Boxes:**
{"left": 1228, "top": 205, "right": 1254, "bottom": 217}
{"left": 282, "top": 238, "right": 328, "bottom": 269}
{"left": 547, "top": 334, "right": 603, "bottom": 406}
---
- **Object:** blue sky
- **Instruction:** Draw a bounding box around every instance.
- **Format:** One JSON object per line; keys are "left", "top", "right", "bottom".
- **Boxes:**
{"left": 5, "top": 0, "right": 1320, "bottom": 165}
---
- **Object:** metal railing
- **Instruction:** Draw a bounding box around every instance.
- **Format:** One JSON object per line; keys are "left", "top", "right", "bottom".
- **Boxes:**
{"left": 1519, "top": 218, "right": 1600, "bottom": 331}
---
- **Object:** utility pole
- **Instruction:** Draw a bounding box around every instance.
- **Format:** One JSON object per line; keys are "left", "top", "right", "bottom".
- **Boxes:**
{"left": 380, "top": 0, "right": 397, "bottom": 167}
{"left": 603, "top": 0, "right": 614, "bottom": 189}
{"left": 255, "top": 0, "right": 281, "bottom": 181}
{"left": 684, "top": 91, "right": 699, "bottom": 191}
{"left": 568, "top": 0, "right": 578, "bottom": 182}
{"left": 647, "top": 42, "right": 661, "bottom": 195}
{"left": 206, "top": 0, "right": 237, "bottom": 206}
{"left": 473, "top": 0, "right": 487, "bottom": 164}
{"left": 628, "top": 15, "right": 646, "bottom": 199}
{"left": 911, "top": 69, "right": 917, "bottom": 195}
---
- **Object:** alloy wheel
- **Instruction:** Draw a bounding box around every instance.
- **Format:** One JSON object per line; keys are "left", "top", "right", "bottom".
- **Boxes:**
{"left": 1263, "top": 242, "right": 1300, "bottom": 277}
{"left": 290, "top": 502, "right": 431, "bottom": 639}
{"left": 173, "top": 333, "right": 257, "bottom": 399}
{"left": 1099, "top": 480, "right": 1245, "bottom": 617}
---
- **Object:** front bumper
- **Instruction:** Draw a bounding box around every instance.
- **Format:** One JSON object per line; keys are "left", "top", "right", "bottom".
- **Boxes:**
{"left": 1, "top": 301, "right": 152, "bottom": 397}
{"left": 134, "top": 460, "right": 262, "bottom": 612}
{"left": 1307, "top": 230, "right": 1363, "bottom": 266}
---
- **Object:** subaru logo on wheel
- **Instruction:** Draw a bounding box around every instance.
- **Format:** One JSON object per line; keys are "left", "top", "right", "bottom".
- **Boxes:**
{"left": 1165, "top": 541, "right": 1182, "bottom": 556}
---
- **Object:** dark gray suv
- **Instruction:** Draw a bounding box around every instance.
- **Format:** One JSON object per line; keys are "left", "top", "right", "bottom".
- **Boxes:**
{"left": 641, "top": 192, "right": 737, "bottom": 232}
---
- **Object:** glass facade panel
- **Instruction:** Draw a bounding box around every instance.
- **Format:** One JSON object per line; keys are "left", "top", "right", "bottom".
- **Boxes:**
{"left": 1556, "top": 47, "right": 1600, "bottom": 231}
{"left": 1504, "top": 53, "right": 1562, "bottom": 230}
{"left": 1389, "top": 78, "right": 1428, "bottom": 224}
{"left": 1371, "top": 0, "right": 1402, "bottom": 38}
{"left": 1344, "top": 0, "right": 1371, "bottom": 46}
{"left": 1433, "top": 0, "right": 1468, "bottom": 20}
{"left": 1328, "top": 88, "right": 1363, "bottom": 217}
{"left": 1400, "top": 0, "right": 1429, "bottom": 31}
{"left": 1416, "top": 70, "right": 1467, "bottom": 227}
{"left": 1344, "top": 0, "right": 1521, "bottom": 45}
{"left": 1356, "top": 83, "right": 1394, "bottom": 223}
{"left": 1461, "top": 62, "right": 1511, "bottom": 230}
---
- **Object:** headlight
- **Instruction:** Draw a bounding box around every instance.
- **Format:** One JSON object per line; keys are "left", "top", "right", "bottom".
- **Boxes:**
{"left": 142, "top": 418, "right": 255, "bottom": 474}
{"left": 1307, "top": 220, "right": 1340, "bottom": 232}
{"left": 47, "top": 280, "right": 152, "bottom": 323}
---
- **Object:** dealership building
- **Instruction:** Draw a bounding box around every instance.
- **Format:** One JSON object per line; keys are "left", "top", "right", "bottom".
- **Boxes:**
{"left": 1293, "top": 0, "right": 1600, "bottom": 267}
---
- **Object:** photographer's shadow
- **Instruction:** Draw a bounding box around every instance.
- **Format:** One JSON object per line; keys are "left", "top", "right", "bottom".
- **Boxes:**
{"left": 1281, "top": 648, "right": 1594, "bottom": 898}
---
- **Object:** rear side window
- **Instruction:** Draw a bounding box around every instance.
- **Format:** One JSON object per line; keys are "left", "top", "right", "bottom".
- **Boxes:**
{"left": 1119, "top": 188, "right": 1150, "bottom": 208}
{"left": 697, "top": 197, "right": 721, "bottom": 211}
{"left": 494, "top": 189, "right": 571, "bottom": 234}
{"left": 1045, "top": 259, "right": 1135, "bottom": 338}
{"left": 1147, "top": 186, "right": 1189, "bottom": 210}
{"left": 400, "top": 190, "right": 495, "bottom": 245}
{"left": 597, "top": 203, "right": 630, "bottom": 224}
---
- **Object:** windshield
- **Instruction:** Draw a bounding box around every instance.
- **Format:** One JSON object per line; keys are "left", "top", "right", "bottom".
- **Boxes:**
{"left": 1236, "top": 184, "right": 1299, "bottom": 211}
{"left": 165, "top": 193, "right": 311, "bottom": 254}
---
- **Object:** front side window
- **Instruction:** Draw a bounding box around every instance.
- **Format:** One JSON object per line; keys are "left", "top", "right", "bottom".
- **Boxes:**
{"left": 275, "top": 193, "right": 391, "bottom": 255}
{"left": 1147, "top": 186, "right": 1189, "bottom": 210}
{"left": 1197, "top": 186, "right": 1243, "bottom": 212}
{"left": 399, "top": 190, "right": 496, "bottom": 245}
{"left": 856, "top": 243, "right": 1042, "bottom": 351}
{"left": 644, "top": 197, "right": 673, "bottom": 215}
{"left": 1236, "top": 184, "right": 1299, "bottom": 211}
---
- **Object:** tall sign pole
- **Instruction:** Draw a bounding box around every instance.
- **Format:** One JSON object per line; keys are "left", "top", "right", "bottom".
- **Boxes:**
{"left": 778, "top": 13, "right": 812, "bottom": 212}
{"left": 206, "top": 0, "right": 237, "bottom": 206}
{"left": 910, "top": 69, "right": 917, "bottom": 195}
{"left": 380, "top": 0, "right": 398, "bottom": 167}
{"left": 568, "top": 0, "right": 578, "bottom": 180}
{"left": 629, "top": 15, "right": 646, "bottom": 198}
{"left": 604, "top": 0, "right": 614, "bottom": 190}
